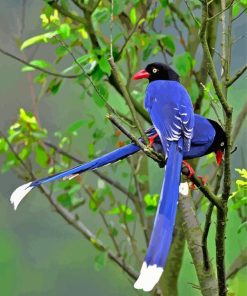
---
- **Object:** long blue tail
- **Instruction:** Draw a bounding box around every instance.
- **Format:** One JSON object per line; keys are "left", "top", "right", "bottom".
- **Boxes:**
{"left": 31, "top": 143, "right": 140, "bottom": 187}
{"left": 134, "top": 141, "right": 183, "bottom": 291}
{"left": 10, "top": 143, "right": 140, "bottom": 210}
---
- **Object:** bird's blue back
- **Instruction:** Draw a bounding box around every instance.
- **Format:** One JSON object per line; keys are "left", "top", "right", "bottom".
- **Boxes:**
{"left": 145, "top": 81, "right": 194, "bottom": 152}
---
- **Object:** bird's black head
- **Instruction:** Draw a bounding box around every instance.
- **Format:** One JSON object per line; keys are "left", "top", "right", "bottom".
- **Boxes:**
{"left": 133, "top": 62, "right": 180, "bottom": 82}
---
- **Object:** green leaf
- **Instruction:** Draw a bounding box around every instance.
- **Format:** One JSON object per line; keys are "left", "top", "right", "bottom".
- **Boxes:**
{"left": 161, "top": 35, "right": 176, "bottom": 55}
{"left": 58, "top": 23, "right": 71, "bottom": 39}
{"left": 21, "top": 59, "right": 51, "bottom": 72}
{"left": 92, "top": 7, "right": 110, "bottom": 25}
{"left": 130, "top": 7, "right": 137, "bottom": 25}
{"left": 173, "top": 52, "right": 193, "bottom": 77}
{"left": 94, "top": 252, "right": 107, "bottom": 271}
{"left": 98, "top": 57, "right": 111, "bottom": 76}
{"left": 47, "top": 78, "right": 62, "bottom": 94}
{"left": 21, "top": 31, "right": 58, "bottom": 50}
{"left": 35, "top": 145, "right": 49, "bottom": 167}
{"left": 57, "top": 193, "right": 72, "bottom": 208}
{"left": 19, "top": 146, "right": 31, "bottom": 161}
{"left": 88, "top": 143, "right": 95, "bottom": 159}
{"left": 67, "top": 119, "right": 89, "bottom": 134}
{"left": 113, "top": 0, "right": 125, "bottom": 15}
{"left": 19, "top": 108, "right": 37, "bottom": 124}
{"left": 237, "top": 221, "right": 247, "bottom": 233}
{"left": 92, "top": 83, "right": 108, "bottom": 107}
{"left": 143, "top": 43, "right": 154, "bottom": 61}
{"left": 55, "top": 45, "right": 68, "bottom": 58}
{"left": 160, "top": 0, "right": 168, "bottom": 7}
{"left": 137, "top": 174, "right": 149, "bottom": 184}
{"left": 233, "top": 3, "right": 240, "bottom": 17}
{"left": 0, "top": 138, "right": 8, "bottom": 153}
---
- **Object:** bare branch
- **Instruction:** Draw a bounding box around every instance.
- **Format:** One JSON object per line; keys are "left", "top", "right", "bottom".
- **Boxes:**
{"left": 107, "top": 114, "right": 165, "bottom": 165}
{"left": 108, "top": 58, "right": 149, "bottom": 144}
{"left": 1, "top": 130, "right": 138, "bottom": 280}
{"left": 181, "top": 166, "right": 223, "bottom": 210}
{"left": 232, "top": 100, "right": 247, "bottom": 143}
{"left": 227, "top": 64, "right": 247, "bottom": 87}
{"left": 226, "top": 247, "right": 247, "bottom": 279}
{"left": 184, "top": 0, "right": 201, "bottom": 26}
{"left": 168, "top": 3, "right": 190, "bottom": 28}
{"left": 207, "top": 0, "right": 234, "bottom": 21}
{"left": 232, "top": 7, "right": 247, "bottom": 22}
{"left": 48, "top": 1, "right": 86, "bottom": 25}
{"left": 199, "top": 3, "right": 232, "bottom": 115}
{"left": 202, "top": 165, "right": 224, "bottom": 270}
{"left": 179, "top": 184, "right": 218, "bottom": 296}
{"left": 0, "top": 47, "right": 79, "bottom": 79}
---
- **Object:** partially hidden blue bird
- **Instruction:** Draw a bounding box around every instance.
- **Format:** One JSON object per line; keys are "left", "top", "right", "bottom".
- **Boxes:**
{"left": 10, "top": 62, "right": 226, "bottom": 292}
{"left": 10, "top": 114, "right": 225, "bottom": 211}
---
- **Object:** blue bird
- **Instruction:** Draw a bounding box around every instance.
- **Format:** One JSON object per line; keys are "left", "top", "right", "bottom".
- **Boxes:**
{"left": 10, "top": 114, "right": 225, "bottom": 211}
{"left": 10, "top": 62, "right": 226, "bottom": 292}
{"left": 132, "top": 63, "right": 194, "bottom": 291}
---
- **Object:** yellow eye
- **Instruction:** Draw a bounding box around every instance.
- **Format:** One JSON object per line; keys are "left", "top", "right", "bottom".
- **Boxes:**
{"left": 152, "top": 68, "right": 158, "bottom": 73}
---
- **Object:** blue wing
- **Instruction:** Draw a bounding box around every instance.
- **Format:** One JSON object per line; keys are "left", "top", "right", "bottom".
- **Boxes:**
{"left": 144, "top": 80, "right": 194, "bottom": 152}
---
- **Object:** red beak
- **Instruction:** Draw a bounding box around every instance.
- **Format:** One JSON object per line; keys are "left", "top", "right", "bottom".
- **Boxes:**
{"left": 216, "top": 150, "right": 223, "bottom": 166}
{"left": 133, "top": 69, "right": 150, "bottom": 80}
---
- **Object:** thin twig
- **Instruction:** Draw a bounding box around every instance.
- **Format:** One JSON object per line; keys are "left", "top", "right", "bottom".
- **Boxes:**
{"left": 226, "top": 64, "right": 247, "bottom": 87}
{"left": 226, "top": 247, "right": 247, "bottom": 279}
{"left": 184, "top": 0, "right": 201, "bottom": 26}
{"left": 232, "top": 100, "right": 247, "bottom": 143}
{"left": 0, "top": 47, "right": 79, "bottom": 79}
{"left": 43, "top": 140, "right": 135, "bottom": 200}
{"left": 207, "top": 0, "right": 234, "bottom": 21}
{"left": 108, "top": 58, "right": 149, "bottom": 144}
{"left": 2, "top": 130, "right": 138, "bottom": 279}
{"left": 107, "top": 114, "right": 165, "bottom": 165}
{"left": 232, "top": 7, "right": 247, "bottom": 22}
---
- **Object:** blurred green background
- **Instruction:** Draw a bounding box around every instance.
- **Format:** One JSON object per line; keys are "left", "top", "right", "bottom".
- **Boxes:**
{"left": 0, "top": 1, "right": 246, "bottom": 295}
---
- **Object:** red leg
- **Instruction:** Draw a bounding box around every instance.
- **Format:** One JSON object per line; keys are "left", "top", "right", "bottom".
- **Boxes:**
{"left": 148, "top": 133, "right": 159, "bottom": 147}
{"left": 182, "top": 160, "right": 195, "bottom": 178}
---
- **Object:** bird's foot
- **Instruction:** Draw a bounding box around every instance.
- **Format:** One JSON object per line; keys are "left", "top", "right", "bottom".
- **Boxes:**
{"left": 148, "top": 133, "right": 159, "bottom": 147}
{"left": 182, "top": 161, "right": 195, "bottom": 178}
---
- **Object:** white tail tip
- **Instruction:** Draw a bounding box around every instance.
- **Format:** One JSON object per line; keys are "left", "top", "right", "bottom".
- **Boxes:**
{"left": 134, "top": 262, "right": 163, "bottom": 292}
{"left": 179, "top": 182, "right": 189, "bottom": 196}
{"left": 10, "top": 182, "right": 33, "bottom": 210}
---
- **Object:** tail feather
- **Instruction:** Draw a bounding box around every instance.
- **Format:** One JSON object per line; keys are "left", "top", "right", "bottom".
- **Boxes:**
{"left": 134, "top": 141, "right": 183, "bottom": 291}
{"left": 31, "top": 143, "right": 140, "bottom": 187}
{"left": 10, "top": 143, "right": 140, "bottom": 210}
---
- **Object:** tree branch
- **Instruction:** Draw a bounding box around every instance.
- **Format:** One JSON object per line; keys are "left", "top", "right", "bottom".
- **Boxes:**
{"left": 226, "top": 247, "right": 247, "bottom": 280}
{"left": 181, "top": 167, "right": 223, "bottom": 210}
{"left": 1, "top": 130, "right": 138, "bottom": 280}
{"left": 43, "top": 140, "right": 135, "bottom": 200}
{"left": 0, "top": 47, "right": 79, "bottom": 79}
{"left": 168, "top": 3, "right": 190, "bottom": 28}
{"left": 207, "top": 0, "right": 234, "bottom": 21}
{"left": 48, "top": 1, "right": 86, "bottom": 24}
{"left": 232, "top": 100, "right": 247, "bottom": 143}
{"left": 107, "top": 114, "right": 165, "bottom": 165}
{"left": 109, "top": 58, "right": 149, "bottom": 144}
{"left": 179, "top": 183, "right": 218, "bottom": 296}
{"left": 199, "top": 2, "right": 232, "bottom": 116}
{"left": 226, "top": 64, "right": 247, "bottom": 87}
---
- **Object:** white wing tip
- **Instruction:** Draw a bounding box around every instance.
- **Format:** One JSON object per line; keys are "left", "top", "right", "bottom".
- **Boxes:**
{"left": 179, "top": 182, "right": 189, "bottom": 196}
{"left": 10, "top": 182, "right": 33, "bottom": 210}
{"left": 134, "top": 262, "right": 163, "bottom": 292}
